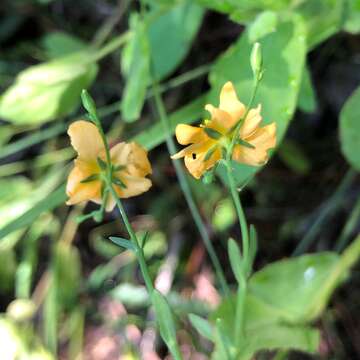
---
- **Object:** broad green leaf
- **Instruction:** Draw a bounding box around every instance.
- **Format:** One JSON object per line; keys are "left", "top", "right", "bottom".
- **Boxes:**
{"left": 121, "top": 14, "right": 150, "bottom": 122}
{"left": 249, "top": 235, "right": 360, "bottom": 323}
{"left": 339, "top": 85, "right": 360, "bottom": 170}
{"left": 296, "top": 0, "right": 345, "bottom": 50}
{"left": 148, "top": 1, "right": 204, "bottom": 80}
{"left": 212, "top": 292, "right": 319, "bottom": 359}
{"left": 248, "top": 10, "right": 278, "bottom": 42}
{"left": 0, "top": 51, "right": 97, "bottom": 125}
{"left": 239, "top": 323, "right": 319, "bottom": 360}
{"left": 344, "top": 0, "right": 360, "bottom": 33}
{"left": 298, "top": 65, "right": 317, "bottom": 113}
{"left": 42, "top": 31, "right": 87, "bottom": 59}
{"left": 209, "top": 15, "right": 306, "bottom": 185}
{"left": 189, "top": 313, "right": 214, "bottom": 340}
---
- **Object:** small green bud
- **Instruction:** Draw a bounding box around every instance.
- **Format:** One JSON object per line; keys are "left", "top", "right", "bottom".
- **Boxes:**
{"left": 81, "top": 89, "right": 97, "bottom": 117}
{"left": 250, "top": 42, "right": 263, "bottom": 80}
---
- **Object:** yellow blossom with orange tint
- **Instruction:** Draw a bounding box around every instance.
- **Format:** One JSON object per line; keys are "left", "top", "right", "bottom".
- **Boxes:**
{"left": 66, "top": 120, "right": 152, "bottom": 211}
{"left": 171, "top": 81, "right": 276, "bottom": 179}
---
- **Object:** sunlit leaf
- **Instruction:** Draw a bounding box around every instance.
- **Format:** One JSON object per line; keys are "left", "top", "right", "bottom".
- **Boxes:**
{"left": 0, "top": 51, "right": 97, "bottom": 125}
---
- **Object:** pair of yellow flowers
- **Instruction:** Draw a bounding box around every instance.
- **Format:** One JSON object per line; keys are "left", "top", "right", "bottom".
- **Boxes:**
{"left": 67, "top": 82, "right": 276, "bottom": 211}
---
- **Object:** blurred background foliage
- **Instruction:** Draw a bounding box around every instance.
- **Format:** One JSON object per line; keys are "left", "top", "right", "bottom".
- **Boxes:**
{"left": 0, "top": 0, "right": 359, "bottom": 359}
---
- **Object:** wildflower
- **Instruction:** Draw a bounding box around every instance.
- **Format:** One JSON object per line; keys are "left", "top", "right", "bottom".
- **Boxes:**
{"left": 171, "top": 82, "right": 276, "bottom": 179}
{"left": 66, "top": 120, "right": 152, "bottom": 211}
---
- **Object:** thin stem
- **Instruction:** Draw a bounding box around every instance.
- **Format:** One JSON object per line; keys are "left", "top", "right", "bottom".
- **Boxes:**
{"left": 234, "top": 278, "right": 246, "bottom": 348}
{"left": 225, "top": 160, "right": 250, "bottom": 267}
{"left": 92, "top": 31, "right": 131, "bottom": 62}
{"left": 335, "top": 195, "right": 360, "bottom": 252}
{"left": 107, "top": 184, "right": 154, "bottom": 292}
{"left": 91, "top": 0, "right": 130, "bottom": 48}
{"left": 151, "top": 80, "right": 230, "bottom": 297}
{"left": 293, "top": 169, "right": 356, "bottom": 256}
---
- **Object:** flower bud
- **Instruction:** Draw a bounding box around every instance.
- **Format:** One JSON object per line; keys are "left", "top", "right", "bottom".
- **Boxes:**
{"left": 250, "top": 42, "right": 263, "bottom": 80}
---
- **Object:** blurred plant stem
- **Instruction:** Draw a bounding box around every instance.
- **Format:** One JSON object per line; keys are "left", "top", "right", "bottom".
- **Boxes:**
{"left": 293, "top": 169, "right": 357, "bottom": 256}
{"left": 151, "top": 78, "right": 230, "bottom": 297}
{"left": 82, "top": 90, "right": 183, "bottom": 360}
{"left": 91, "top": 0, "right": 130, "bottom": 48}
{"left": 335, "top": 195, "right": 360, "bottom": 252}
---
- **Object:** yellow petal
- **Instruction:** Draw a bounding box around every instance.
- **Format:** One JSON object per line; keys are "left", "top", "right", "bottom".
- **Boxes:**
{"left": 233, "top": 123, "right": 276, "bottom": 166}
{"left": 246, "top": 122, "right": 276, "bottom": 148}
{"left": 66, "top": 162, "right": 101, "bottom": 205}
{"left": 184, "top": 146, "right": 221, "bottom": 179}
{"left": 205, "top": 104, "right": 236, "bottom": 132}
{"left": 68, "top": 120, "right": 104, "bottom": 161}
{"left": 219, "top": 82, "right": 245, "bottom": 122}
{"left": 240, "top": 104, "right": 262, "bottom": 138}
{"left": 175, "top": 124, "right": 206, "bottom": 145}
{"left": 115, "top": 174, "right": 152, "bottom": 199}
{"left": 110, "top": 142, "right": 152, "bottom": 177}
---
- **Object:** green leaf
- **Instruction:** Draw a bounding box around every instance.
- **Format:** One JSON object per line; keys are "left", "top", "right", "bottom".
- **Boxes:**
{"left": 296, "top": 0, "right": 346, "bottom": 50}
{"left": 249, "top": 235, "right": 360, "bottom": 323}
{"left": 188, "top": 313, "right": 214, "bottom": 340}
{"left": 210, "top": 15, "right": 306, "bottom": 185}
{"left": 0, "top": 51, "right": 97, "bottom": 125}
{"left": 109, "top": 236, "right": 135, "bottom": 251}
{"left": 339, "top": 85, "right": 360, "bottom": 170}
{"left": 239, "top": 323, "right": 319, "bottom": 360}
{"left": 41, "top": 31, "right": 87, "bottom": 59}
{"left": 343, "top": 0, "right": 360, "bottom": 33}
{"left": 227, "top": 238, "right": 245, "bottom": 284}
{"left": 81, "top": 89, "right": 98, "bottom": 118}
{"left": 248, "top": 10, "right": 278, "bottom": 42}
{"left": 298, "top": 65, "right": 317, "bottom": 113}
{"left": 212, "top": 294, "right": 319, "bottom": 360}
{"left": 121, "top": 14, "right": 150, "bottom": 122}
{"left": 151, "top": 289, "right": 180, "bottom": 354}
{"left": 204, "top": 127, "right": 222, "bottom": 139}
{"left": 0, "top": 185, "right": 66, "bottom": 241}
{"left": 148, "top": 1, "right": 204, "bottom": 80}
{"left": 80, "top": 174, "right": 99, "bottom": 184}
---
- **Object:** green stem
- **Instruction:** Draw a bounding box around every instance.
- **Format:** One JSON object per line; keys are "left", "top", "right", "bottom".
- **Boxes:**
{"left": 225, "top": 159, "right": 249, "bottom": 262}
{"left": 234, "top": 278, "right": 246, "bottom": 348}
{"left": 107, "top": 184, "right": 154, "bottom": 292}
{"left": 335, "top": 195, "right": 360, "bottom": 252}
{"left": 92, "top": 32, "right": 131, "bottom": 62}
{"left": 151, "top": 81, "right": 230, "bottom": 298}
{"left": 293, "top": 169, "right": 356, "bottom": 256}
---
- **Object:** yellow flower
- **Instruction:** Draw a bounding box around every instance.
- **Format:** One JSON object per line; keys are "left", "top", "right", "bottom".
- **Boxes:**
{"left": 66, "top": 120, "right": 152, "bottom": 211}
{"left": 171, "top": 81, "right": 276, "bottom": 179}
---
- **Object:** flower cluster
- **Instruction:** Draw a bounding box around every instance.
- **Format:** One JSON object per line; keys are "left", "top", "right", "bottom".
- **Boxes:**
{"left": 66, "top": 120, "right": 152, "bottom": 211}
{"left": 171, "top": 82, "right": 276, "bottom": 179}
{"left": 66, "top": 82, "right": 276, "bottom": 208}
